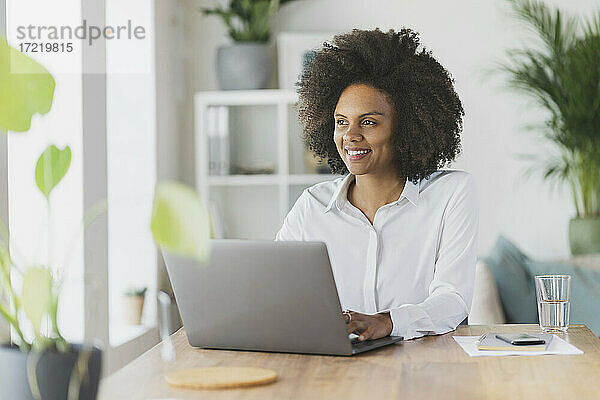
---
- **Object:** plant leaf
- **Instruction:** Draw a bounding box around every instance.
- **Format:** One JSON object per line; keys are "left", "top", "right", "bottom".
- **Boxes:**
{"left": 150, "top": 182, "right": 211, "bottom": 263}
{"left": 22, "top": 267, "right": 53, "bottom": 337}
{"left": 35, "top": 145, "right": 71, "bottom": 200}
{"left": 0, "top": 36, "right": 55, "bottom": 132}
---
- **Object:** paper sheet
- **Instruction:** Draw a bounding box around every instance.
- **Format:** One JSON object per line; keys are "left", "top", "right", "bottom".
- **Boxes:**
{"left": 452, "top": 334, "right": 584, "bottom": 357}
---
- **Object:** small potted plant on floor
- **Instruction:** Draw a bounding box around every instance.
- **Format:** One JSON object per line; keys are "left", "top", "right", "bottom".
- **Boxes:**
{"left": 498, "top": 0, "right": 600, "bottom": 254}
{"left": 122, "top": 287, "right": 148, "bottom": 325}
{"left": 201, "top": 0, "right": 297, "bottom": 90}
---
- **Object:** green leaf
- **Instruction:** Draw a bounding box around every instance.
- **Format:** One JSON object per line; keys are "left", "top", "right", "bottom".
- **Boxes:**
{"left": 0, "top": 36, "right": 55, "bottom": 132}
{"left": 151, "top": 182, "right": 211, "bottom": 263}
{"left": 201, "top": 0, "right": 278, "bottom": 42}
{"left": 35, "top": 145, "right": 71, "bottom": 200}
{"left": 22, "top": 267, "right": 52, "bottom": 337}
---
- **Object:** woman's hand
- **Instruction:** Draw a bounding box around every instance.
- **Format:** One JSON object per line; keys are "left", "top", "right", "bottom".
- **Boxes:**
{"left": 344, "top": 311, "right": 393, "bottom": 341}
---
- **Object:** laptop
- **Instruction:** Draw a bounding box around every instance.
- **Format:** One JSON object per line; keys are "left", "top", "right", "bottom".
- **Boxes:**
{"left": 162, "top": 239, "right": 403, "bottom": 356}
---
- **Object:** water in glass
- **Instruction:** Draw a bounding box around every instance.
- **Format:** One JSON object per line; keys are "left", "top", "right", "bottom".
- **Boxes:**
{"left": 538, "top": 299, "right": 570, "bottom": 332}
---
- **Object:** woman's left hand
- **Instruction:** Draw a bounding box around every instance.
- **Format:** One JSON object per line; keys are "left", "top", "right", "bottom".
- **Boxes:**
{"left": 344, "top": 311, "right": 393, "bottom": 341}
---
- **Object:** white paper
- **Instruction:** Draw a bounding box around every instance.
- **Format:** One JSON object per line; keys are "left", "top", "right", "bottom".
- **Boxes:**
{"left": 452, "top": 334, "right": 584, "bottom": 357}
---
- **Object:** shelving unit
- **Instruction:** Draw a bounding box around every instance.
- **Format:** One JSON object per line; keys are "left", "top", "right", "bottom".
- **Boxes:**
{"left": 194, "top": 89, "right": 342, "bottom": 239}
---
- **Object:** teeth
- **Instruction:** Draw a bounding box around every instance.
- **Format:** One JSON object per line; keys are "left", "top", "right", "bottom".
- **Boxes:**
{"left": 348, "top": 149, "right": 370, "bottom": 156}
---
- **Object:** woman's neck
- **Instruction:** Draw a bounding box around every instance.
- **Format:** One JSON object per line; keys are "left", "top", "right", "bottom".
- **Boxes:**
{"left": 348, "top": 171, "right": 405, "bottom": 218}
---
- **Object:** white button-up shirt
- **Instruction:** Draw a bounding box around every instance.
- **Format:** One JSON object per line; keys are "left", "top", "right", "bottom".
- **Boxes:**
{"left": 275, "top": 169, "right": 479, "bottom": 340}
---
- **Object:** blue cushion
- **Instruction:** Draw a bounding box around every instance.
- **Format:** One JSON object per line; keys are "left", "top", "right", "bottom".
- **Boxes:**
{"left": 483, "top": 235, "right": 538, "bottom": 323}
{"left": 484, "top": 234, "right": 600, "bottom": 337}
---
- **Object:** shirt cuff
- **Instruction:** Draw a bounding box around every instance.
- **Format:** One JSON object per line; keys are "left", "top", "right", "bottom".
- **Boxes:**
{"left": 387, "top": 304, "right": 430, "bottom": 340}
{"left": 385, "top": 299, "right": 466, "bottom": 340}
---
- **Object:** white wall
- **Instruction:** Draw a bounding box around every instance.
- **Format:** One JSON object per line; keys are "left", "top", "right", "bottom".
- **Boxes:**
{"left": 183, "top": 0, "right": 600, "bottom": 260}
{"left": 104, "top": 0, "right": 161, "bottom": 373}
{"left": 106, "top": 0, "right": 157, "bottom": 341}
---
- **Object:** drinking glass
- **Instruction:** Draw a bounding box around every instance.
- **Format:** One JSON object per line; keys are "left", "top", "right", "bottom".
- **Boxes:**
{"left": 534, "top": 275, "right": 571, "bottom": 332}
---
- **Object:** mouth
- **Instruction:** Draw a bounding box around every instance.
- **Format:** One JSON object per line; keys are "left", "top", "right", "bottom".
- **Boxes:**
{"left": 345, "top": 147, "right": 372, "bottom": 161}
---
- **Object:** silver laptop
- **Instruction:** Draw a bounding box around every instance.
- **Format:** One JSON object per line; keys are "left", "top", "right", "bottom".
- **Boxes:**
{"left": 162, "top": 240, "right": 403, "bottom": 356}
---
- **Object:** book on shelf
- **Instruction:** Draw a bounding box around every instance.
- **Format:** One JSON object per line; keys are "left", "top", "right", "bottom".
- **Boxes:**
{"left": 207, "top": 105, "right": 230, "bottom": 176}
{"left": 207, "top": 200, "right": 224, "bottom": 239}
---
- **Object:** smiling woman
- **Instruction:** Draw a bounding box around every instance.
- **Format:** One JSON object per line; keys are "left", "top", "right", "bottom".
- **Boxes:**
{"left": 276, "top": 28, "right": 478, "bottom": 342}
{"left": 298, "top": 28, "right": 464, "bottom": 183}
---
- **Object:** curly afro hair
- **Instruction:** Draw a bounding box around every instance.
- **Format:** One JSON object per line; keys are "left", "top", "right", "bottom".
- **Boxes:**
{"left": 296, "top": 28, "right": 465, "bottom": 184}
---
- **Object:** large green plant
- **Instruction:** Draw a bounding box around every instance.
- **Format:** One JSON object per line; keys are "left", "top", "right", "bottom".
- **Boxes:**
{"left": 499, "top": 0, "right": 600, "bottom": 218}
{"left": 0, "top": 36, "right": 59, "bottom": 352}
{"left": 0, "top": 37, "right": 211, "bottom": 355}
{"left": 201, "top": 0, "right": 297, "bottom": 42}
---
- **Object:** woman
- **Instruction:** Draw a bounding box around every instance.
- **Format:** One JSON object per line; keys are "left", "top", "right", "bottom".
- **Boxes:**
{"left": 276, "top": 28, "right": 479, "bottom": 342}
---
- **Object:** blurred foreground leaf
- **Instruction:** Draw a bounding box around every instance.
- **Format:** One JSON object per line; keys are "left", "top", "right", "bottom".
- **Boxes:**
{"left": 35, "top": 145, "right": 71, "bottom": 200}
{"left": 0, "top": 37, "right": 55, "bottom": 132}
{"left": 22, "top": 267, "right": 52, "bottom": 337}
{"left": 151, "top": 182, "right": 211, "bottom": 263}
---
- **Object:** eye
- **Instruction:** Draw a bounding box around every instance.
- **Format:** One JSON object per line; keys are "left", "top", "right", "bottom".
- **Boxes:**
{"left": 362, "top": 119, "right": 376, "bottom": 125}
{"left": 336, "top": 119, "right": 348, "bottom": 126}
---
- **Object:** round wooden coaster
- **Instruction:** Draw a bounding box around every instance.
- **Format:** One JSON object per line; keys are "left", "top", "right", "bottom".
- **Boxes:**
{"left": 165, "top": 367, "right": 278, "bottom": 390}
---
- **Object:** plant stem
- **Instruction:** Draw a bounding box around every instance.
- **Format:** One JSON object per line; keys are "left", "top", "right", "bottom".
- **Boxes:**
{"left": 0, "top": 302, "right": 29, "bottom": 351}
{"left": 50, "top": 294, "right": 65, "bottom": 343}
{"left": 1, "top": 260, "right": 22, "bottom": 313}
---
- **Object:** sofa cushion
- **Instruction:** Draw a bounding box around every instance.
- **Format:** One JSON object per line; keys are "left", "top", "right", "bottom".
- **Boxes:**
{"left": 483, "top": 235, "right": 538, "bottom": 323}
{"left": 468, "top": 259, "right": 506, "bottom": 325}
{"left": 484, "top": 234, "right": 600, "bottom": 337}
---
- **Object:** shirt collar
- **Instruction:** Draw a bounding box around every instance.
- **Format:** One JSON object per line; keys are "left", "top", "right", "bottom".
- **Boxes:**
{"left": 324, "top": 173, "right": 355, "bottom": 213}
{"left": 324, "top": 174, "right": 420, "bottom": 213}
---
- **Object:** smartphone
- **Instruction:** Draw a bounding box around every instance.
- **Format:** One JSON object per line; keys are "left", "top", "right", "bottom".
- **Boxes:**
{"left": 495, "top": 334, "right": 546, "bottom": 346}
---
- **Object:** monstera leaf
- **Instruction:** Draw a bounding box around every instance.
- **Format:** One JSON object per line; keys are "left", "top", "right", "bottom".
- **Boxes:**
{"left": 0, "top": 37, "right": 55, "bottom": 132}
{"left": 35, "top": 145, "right": 71, "bottom": 200}
{"left": 151, "top": 182, "right": 211, "bottom": 262}
{"left": 22, "top": 267, "right": 53, "bottom": 337}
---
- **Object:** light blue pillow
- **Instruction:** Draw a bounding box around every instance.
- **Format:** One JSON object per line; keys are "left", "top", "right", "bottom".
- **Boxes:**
{"left": 484, "top": 234, "right": 600, "bottom": 337}
{"left": 483, "top": 235, "right": 538, "bottom": 323}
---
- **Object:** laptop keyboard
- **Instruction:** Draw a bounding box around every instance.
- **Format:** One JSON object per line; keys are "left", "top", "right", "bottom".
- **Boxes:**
{"left": 350, "top": 337, "right": 375, "bottom": 348}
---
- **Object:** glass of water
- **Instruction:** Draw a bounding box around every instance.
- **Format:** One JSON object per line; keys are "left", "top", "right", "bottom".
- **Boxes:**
{"left": 534, "top": 275, "right": 571, "bottom": 332}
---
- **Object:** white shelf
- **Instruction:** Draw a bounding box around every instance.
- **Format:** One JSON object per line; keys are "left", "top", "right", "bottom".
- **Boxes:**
{"left": 194, "top": 89, "right": 298, "bottom": 106}
{"left": 194, "top": 89, "right": 335, "bottom": 239}
{"left": 109, "top": 322, "right": 155, "bottom": 347}
{"left": 287, "top": 174, "right": 343, "bottom": 185}
{"left": 209, "top": 174, "right": 280, "bottom": 186}
{"left": 207, "top": 174, "right": 343, "bottom": 187}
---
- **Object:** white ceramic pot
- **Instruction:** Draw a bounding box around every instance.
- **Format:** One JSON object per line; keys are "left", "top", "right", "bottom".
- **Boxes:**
{"left": 216, "top": 42, "right": 273, "bottom": 90}
{"left": 121, "top": 295, "right": 145, "bottom": 325}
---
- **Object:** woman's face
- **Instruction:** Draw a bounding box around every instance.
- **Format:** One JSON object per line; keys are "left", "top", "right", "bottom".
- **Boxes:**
{"left": 333, "top": 84, "right": 396, "bottom": 177}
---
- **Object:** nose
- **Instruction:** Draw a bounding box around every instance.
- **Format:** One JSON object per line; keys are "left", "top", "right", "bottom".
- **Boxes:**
{"left": 343, "top": 124, "right": 363, "bottom": 142}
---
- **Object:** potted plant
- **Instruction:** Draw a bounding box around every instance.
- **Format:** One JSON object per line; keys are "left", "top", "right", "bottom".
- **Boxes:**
{"left": 201, "top": 0, "right": 297, "bottom": 90}
{"left": 121, "top": 287, "right": 148, "bottom": 325}
{"left": 0, "top": 37, "right": 212, "bottom": 400}
{"left": 0, "top": 37, "right": 103, "bottom": 400}
{"left": 498, "top": 0, "right": 600, "bottom": 254}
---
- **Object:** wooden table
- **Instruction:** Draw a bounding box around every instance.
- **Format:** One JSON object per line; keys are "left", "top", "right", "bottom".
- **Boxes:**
{"left": 99, "top": 324, "right": 600, "bottom": 399}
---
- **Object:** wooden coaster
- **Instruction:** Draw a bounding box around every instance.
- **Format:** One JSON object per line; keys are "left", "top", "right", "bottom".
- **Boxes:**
{"left": 165, "top": 367, "right": 278, "bottom": 390}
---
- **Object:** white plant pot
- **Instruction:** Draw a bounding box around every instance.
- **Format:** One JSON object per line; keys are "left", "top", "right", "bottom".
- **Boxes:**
{"left": 121, "top": 295, "right": 145, "bottom": 325}
{"left": 216, "top": 42, "right": 273, "bottom": 90}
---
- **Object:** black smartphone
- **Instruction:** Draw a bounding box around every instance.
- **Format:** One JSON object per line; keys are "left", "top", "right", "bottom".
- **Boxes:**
{"left": 495, "top": 334, "right": 546, "bottom": 346}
